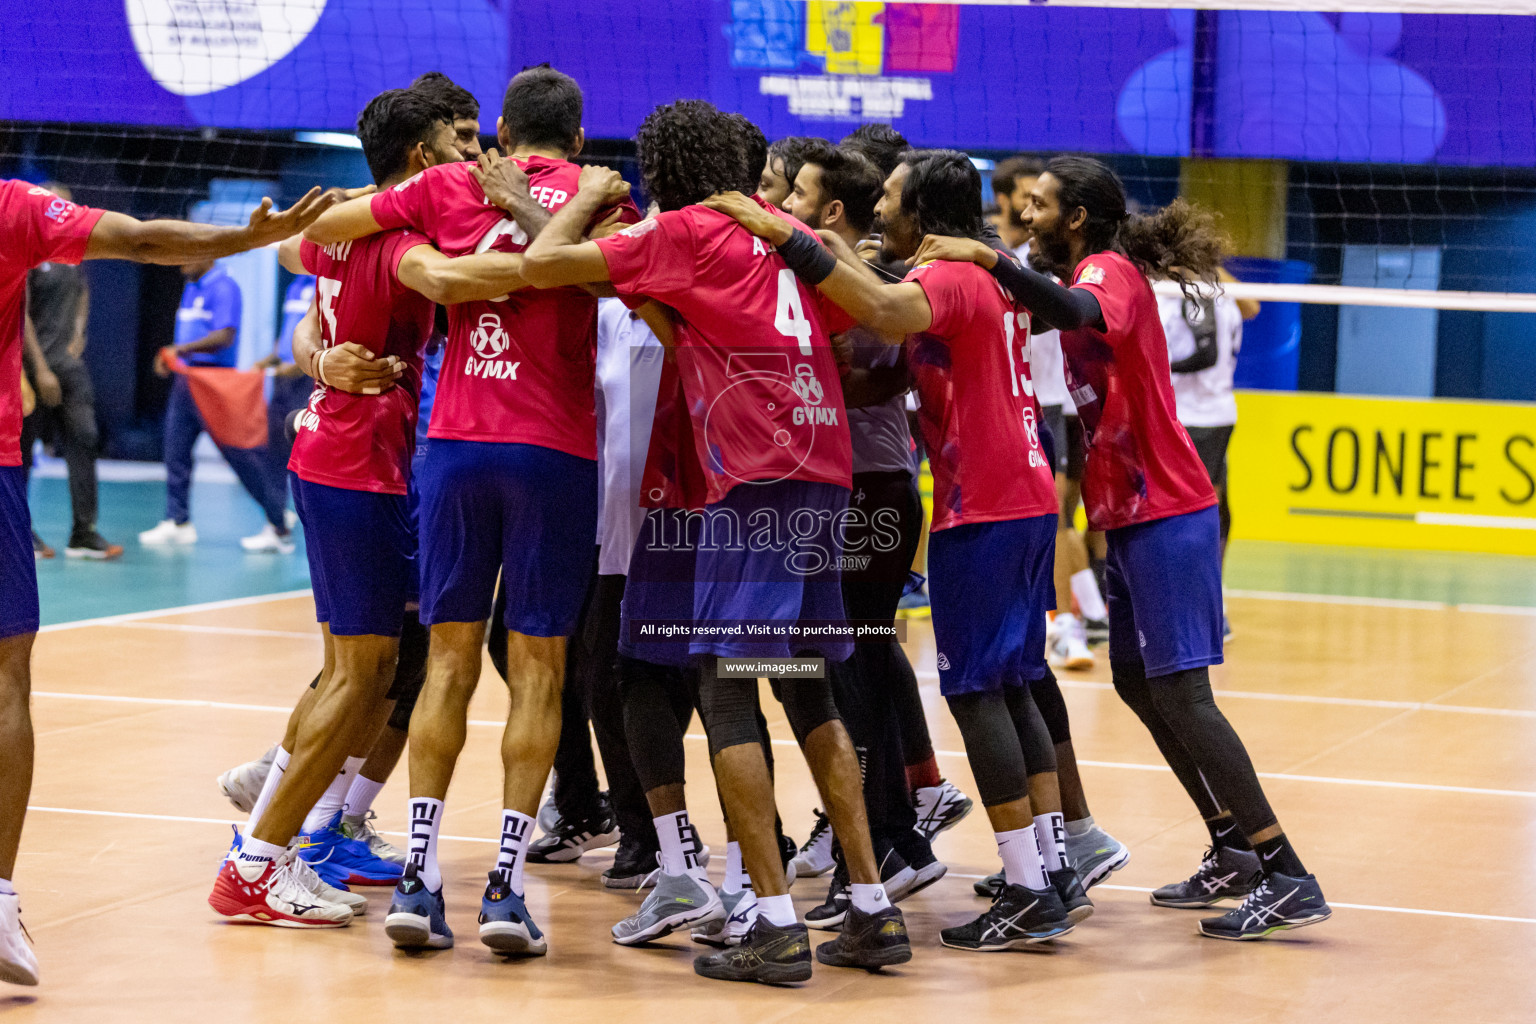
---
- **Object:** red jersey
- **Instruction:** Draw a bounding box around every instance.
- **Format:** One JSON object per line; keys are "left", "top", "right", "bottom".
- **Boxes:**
{"left": 370, "top": 157, "right": 639, "bottom": 458}
{"left": 906, "top": 259, "right": 1057, "bottom": 531}
{"left": 0, "top": 181, "right": 102, "bottom": 466}
{"left": 288, "top": 233, "right": 435, "bottom": 495}
{"left": 1060, "top": 251, "right": 1217, "bottom": 530}
{"left": 595, "top": 202, "right": 852, "bottom": 505}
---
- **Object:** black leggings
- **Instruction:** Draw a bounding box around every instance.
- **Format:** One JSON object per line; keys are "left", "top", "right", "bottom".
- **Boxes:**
{"left": 945, "top": 684, "right": 1057, "bottom": 808}
{"left": 1112, "top": 662, "right": 1277, "bottom": 835}
{"left": 1030, "top": 667, "right": 1072, "bottom": 745}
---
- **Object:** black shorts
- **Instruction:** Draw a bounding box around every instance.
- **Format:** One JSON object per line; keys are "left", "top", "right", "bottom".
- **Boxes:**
{"left": 1185, "top": 425, "right": 1233, "bottom": 490}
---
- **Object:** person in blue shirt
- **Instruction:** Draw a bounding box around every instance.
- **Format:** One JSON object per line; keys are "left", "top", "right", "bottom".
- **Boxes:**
{"left": 256, "top": 274, "right": 317, "bottom": 518}
{"left": 138, "top": 258, "right": 294, "bottom": 552}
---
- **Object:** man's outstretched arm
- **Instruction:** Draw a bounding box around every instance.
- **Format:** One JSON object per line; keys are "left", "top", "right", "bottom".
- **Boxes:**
{"left": 84, "top": 188, "right": 336, "bottom": 264}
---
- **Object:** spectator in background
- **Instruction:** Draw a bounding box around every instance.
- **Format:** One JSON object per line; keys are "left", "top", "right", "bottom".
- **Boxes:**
{"left": 19, "top": 184, "right": 122, "bottom": 560}
{"left": 256, "top": 273, "right": 315, "bottom": 518}
{"left": 138, "top": 258, "right": 294, "bottom": 553}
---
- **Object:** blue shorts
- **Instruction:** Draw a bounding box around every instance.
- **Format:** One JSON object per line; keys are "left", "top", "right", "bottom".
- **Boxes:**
{"left": 618, "top": 508, "right": 698, "bottom": 668}
{"left": 1105, "top": 505, "right": 1224, "bottom": 678}
{"left": 0, "top": 466, "right": 38, "bottom": 640}
{"left": 928, "top": 514, "right": 1055, "bottom": 696}
{"left": 292, "top": 474, "right": 416, "bottom": 637}
{"left": 416, "top": 440, "right": 597, "bottom": 637}
{"left": 690, "top": 479, "right": 851, "bottom": 661}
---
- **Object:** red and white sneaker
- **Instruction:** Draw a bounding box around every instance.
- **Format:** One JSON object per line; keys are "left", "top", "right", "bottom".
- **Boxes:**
{"left": 209, "top": 850, "right": 352, "bottom": 928}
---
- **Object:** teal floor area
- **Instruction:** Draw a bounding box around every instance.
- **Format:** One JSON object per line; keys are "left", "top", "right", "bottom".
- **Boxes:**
{"left": 23, "top": 474, "right": 1536, "bottom": 626}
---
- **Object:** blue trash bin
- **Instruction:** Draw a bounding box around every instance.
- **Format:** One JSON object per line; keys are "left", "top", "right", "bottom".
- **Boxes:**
{"left": 1226, "top": 257, "right": 1312, "bottom": 391}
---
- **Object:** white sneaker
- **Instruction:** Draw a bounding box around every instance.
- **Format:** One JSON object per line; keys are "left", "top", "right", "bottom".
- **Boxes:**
{"left": 208, "top": 850, "right": 352, "bottom": 927}
{"left": 139, "top": 519, "right": 197, "bottom": 546}
{"left": 284, "top": 509, "right": 299, "bottom": 531}
{"left": 0, "top": 892, "right": 38, "bottom": 987}
{"left": 1048, "top": 613, "right": 1095, "bottom": 671}
{"left": 791, "top": 809, "right": 835, "bottom": 877}
{"left": 288, "top": 851, "right": 367, "bottom": 917}
{"left": 342, "top": 811, "right": 407, "bottom": 867}
{"left": 218, "top": 743, "right": 278, "bottom": 813}
{"left": 536, "top": 784, "right": 559, "bottom": 834}
{"left": 691, "top": 888, "right": 756, "bottom": 947}
{"left": 241, "top": 523, "right": 296, "bottom": 553}
{"left": 912, "top": 779, "right": 974, "bottom": 842}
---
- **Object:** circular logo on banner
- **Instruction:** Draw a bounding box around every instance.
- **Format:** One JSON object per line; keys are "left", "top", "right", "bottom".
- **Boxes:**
{"left": 127, "top": 0, "right": 328, "bottom": 96}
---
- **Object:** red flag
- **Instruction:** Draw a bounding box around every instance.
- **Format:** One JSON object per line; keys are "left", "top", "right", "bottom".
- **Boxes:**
{"left": 159, "top": 347, "right": 268, "bottom": 450}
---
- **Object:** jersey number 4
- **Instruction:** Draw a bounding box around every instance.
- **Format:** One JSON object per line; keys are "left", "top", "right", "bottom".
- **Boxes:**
{"left": 774, "top": 269, "right": 813, "bottom": 355}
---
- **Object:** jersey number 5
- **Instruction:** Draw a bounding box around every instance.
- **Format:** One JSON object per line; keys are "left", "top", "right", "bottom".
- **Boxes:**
{"left": 317, "top": 276, "right": 343, "bottom": 345}
{"left": 774, "top": 269, "right": 813, "bottom": 355}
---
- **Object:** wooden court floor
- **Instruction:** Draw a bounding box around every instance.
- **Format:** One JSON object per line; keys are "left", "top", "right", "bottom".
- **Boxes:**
{"left": 7, "top": 588, "right": 1536, "bottom": 1022}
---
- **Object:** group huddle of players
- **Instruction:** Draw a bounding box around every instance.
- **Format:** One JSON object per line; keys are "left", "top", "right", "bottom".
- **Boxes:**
{"left": 0, "top": 63, "right": 1331, "bottom": 991}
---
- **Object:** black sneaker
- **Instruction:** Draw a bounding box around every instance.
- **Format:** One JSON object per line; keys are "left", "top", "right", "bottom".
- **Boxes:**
{"left": 31, "top": 530, "right": 53, "bottom": 560}
{"left": 526, "top": 804, "right": 619, "bottom": 864}
{"left": 602, "top": 833, "right": 659, "bottom": 889}
{"left": 940, "top": 883, "right": 1074, "bottom": 951}
{"left": 805, "top": 859, "right": 850, "bottom": 931}
{"left": 1084, "top": 616, "right": 1109, "bottom": 643}
{"left": 973, "top": 870, "right": 1004, "bottom": 900}
{"left": 815, "top": 904, "right": 912, "bottom": 970}
{"left": 889, "top": 831, "right": 946, "bottom": 902}
{"left": 693, "top": 917, "right": 813, "bottom": 984}
{"left": 1049, "top": 866, "right": 1094, "bottom": 924}
{"left": 64, "top": 529, "right": 123, "bottom": 561}
{"left": 1150, "top": 846, "right": 1261, "bottom": 908}
{"left": 1198, "top": 872, "right": 1331, "bottom": 940}
{"left": 779, "top": 829, "right": 799, "bottom": 886}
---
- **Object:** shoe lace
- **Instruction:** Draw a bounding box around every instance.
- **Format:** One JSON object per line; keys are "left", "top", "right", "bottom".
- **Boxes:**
{"left": 265, "top": 851, "right": 315, "bottom": 902}
{"left": 1235, "top": 878, "right": 1273, "bottom": 912}
{"left": 801, "top": 810, "right": 831, "bottom": 851}
{"left": 1195, "top": 846, "right": 1220, "bottom": 877}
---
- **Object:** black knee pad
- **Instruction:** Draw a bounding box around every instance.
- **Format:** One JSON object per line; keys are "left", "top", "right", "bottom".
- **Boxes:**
{"left": 945, "top": 690, "right": 1027, "bottom": 807}
{"left": 1030, "top": 668, "right": 1073, "bottom": 745}
{"left": 697, "top": 671, "right": 764, "bottom": 759}
{"left": 386, "top": 611, "right": 429, "bottom": 731}
{"left": 618, "top": 655, "right": 691, "bottom": 793}
{"left": 770, "top": 677, "right": 841, "bottom": 748}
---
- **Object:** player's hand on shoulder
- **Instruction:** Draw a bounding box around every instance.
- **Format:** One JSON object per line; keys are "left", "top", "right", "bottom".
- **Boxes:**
{"left": 577, "top": 163, "right": 630, "bottom": 205}
{"left": 700, "top": 191, "right": 787, "bottom": 242}
{"left": 247, "top": 186, "right": 342, "bottom": 246}
{"left": 585, "top": 207, "right": 627, "bottom": 242}
{"left": 473, "top": 149, "right": 532, "bottom": 213}
{"left": 909, "top": 234, "right": 996, "bottom": 269}
{"left": 323, "top": 342, "right": 403, "bottom": 395}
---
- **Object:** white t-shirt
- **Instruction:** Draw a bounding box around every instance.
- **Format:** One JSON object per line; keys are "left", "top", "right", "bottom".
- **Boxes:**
{"left": 1159, "top": 287, "right": 1242, "bottom": 428}
{"left": 595, "top": 298, "right": 666, "bottom": 576}
{"left": 1016, "top": 244, "right": 1071, "bottom": 410}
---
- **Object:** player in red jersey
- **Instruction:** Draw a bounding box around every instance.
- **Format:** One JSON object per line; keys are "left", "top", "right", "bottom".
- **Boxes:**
{"left": 917, "top": 155, "right": 1330, "bottom": 941}
{"left": 522, "top": 100, "right": 912, "bottom": 984}
{"left": 304, "top": 65, "right": 639, "bottom": 957}
{"left": 705, "top": 148, "right": 1089, "bottom": 950}
{"left": 0, "top": 178, "right": 336, "bottom": 985}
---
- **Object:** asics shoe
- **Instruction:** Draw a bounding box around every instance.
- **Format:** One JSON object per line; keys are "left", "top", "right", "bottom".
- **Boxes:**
{"left": 478, "top": 870, "right": 547, "bottom": 956}
{"left": 217, "top": 743, "right": 277, "bottom": 813}
{"left": 1150, "top": 846, "right": 1261, "bottom": 909}
{"left": 612, "top": 871, "right": 723, "bottom": 945}
{"left": 604, "top": 834, "right": 661, "bottom": 890}
{"left": 1198, "top": 872, "right": 1331, "bottom": 940}
{"left": 385, "top": 866, "right": 453, "bottom": 949}
{"left": 913, "top": 779, "right": 974, "bottom": 843}
{"left": 527, "top": 805, "right": 619, "bottom": 864}
{"left": 693, "top": 918, "right": 813, "bottom": 984}
{"left": 692, "top": 889, "right": 757, "bottom": 947}
{"left": 295, "top": 812, "right": 403, "bottom": 886}
{"left": 791, "top": 810, "right": 835, "bottom": 878}
{"left": 815, "top": 905, "right": 912, "bottom": 970}
{"left": 1065, "top": 824, "right": 1131, "bottom": 889}
{"left": 1049, "top": 866, "right": 1094, "bottom": 925}
{"left": 940, "top": 883, "right": 1074, "bottom": 951}
{"left": 208, "top": 850, "right": 352, "bottom": 928}
{"left": 341, "top": 810, "right": 407, "bottom": 867}
{"left": 0, "top": 893, "right": 38, "bottom": 986}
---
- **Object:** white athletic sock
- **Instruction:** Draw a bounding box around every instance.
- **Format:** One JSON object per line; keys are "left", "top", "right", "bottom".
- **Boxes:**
{"left": 342, "top": 773, "right": 387, "bottom": 822}
{"left": 242, "top": 746, "right": 292, "bottom": 838}
{"left": 1065, "top": 814, "right": 1095, "bottom": 838}
{"left": 495, "top": 809, "right": 536, "bottom": 896}
{"left": 996, "top": 825, "right": 1047, "bottom": 891}
{"left": 237, "top": 836, "right": 285, "bottom": 864}
{"left": 655, "top": 811, "right": 705, "bottom": 879}
{"left": 850, "top": 882, "right": 892, "bottom": 915}
{"left": 723, "top": 841, "right": 746, "bottom": 894}
{"left": 406, "top": 796, "right": 445, "bottom": 892}
{"left": 1034, "top": 812, "right": 1066, "bottom": 873}
{"left": 1070, "top": 568, "right": 1108, "bottom": 621}
{"left": 302, "top": 756, "right": 364, "bottom": 833}
{"left": 0, "top": 878, "right": 14, "bottom": 896}
{"left": 757, "top": 893, "right": 796, "bottom": 928}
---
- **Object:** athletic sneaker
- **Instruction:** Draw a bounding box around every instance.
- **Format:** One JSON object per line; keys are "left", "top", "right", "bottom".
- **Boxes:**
{"left": 973, "top": 871, "right": 1005, "bottom": 899}
{"left": 604, "top": 834, "right": 660, "bottom": 889}
{"left": 1047, "top": 613, "right": 1095, "bottom": 671}
{"left": 217, "top": 743, "right": 277, "bottom": 813}
{"left": 289, "top": 850, "right": 368, "bottom": 917}
{"left": 0, "top": 893, "right": 38, "bottom": 987}
{"left": 815, "top": 905, "right": 912, "bottom": 970}
{"left": 1049, "top": 866, "right": 1094, "bottom": 924}
{"left": 341, "top": 810, "right": 407, "bottom": 866}
{"left": 940, "top": 883, "right": 1074, "bottom": 951}
{"left": 296, "top": 812, "right": 403, "bottom": 886}
{"left": 208, "top": 850, "right": 353, "bottom": 927}
{"left": 612, "top": 871, "right": 723, "bottom": 945}
{"left": 1198, "top": 872, "right": 1331, "bottom": 940}
{"left": 791, "top": 809, "right": 835, "bottom": 877}
{"left": 138, "top": 519, "right": 196, "bottom": 546}
{"left": 692, "top": 888, "right": 756, "bottom": 947}
{"left": 527, "top": 805, "right": 619, "bottom": 864}
{"left": 1084, "top": 616, "right": 1110, "bottom": 644}
{"left": 240, "top": 523, "right": 296, "bottom": 553}
{"left": 912, "top": 779, "right": 973, "bottom": 842}
{"left": 693, "top": 918, "right": 813, "bottom": 984}
{"left": 1150, "top": 846, "right": 1261, "bottom": 909}
{"left": 64, "top": 530, "right": 123, "bottom": 560}
{"left": 478, "top": 870, "right": 547, "bottom": 956}
{"left": 30, "top": 530, "right": 53, "bottom": 560}
{"left": 807, "top": 847, "right": 914, "bottom": 931}
{"left": 779, "top": 832, "right": 799, "bottom": 888}
{"left": 1065, "top": 824, "right": 1131, "bottom": 889}
{"left": 385, "top": 865, "right": 453, "bottom": 949}
{"left": 536, "top": 783, "right": 559, "bottom": 834}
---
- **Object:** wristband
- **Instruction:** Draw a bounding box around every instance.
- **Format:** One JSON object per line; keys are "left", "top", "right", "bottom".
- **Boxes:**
{"left": 316, "top": 347, "right": 332, "bottom": 387}
{"left": 778, "top": 229, "right": 838, "bottom": 286}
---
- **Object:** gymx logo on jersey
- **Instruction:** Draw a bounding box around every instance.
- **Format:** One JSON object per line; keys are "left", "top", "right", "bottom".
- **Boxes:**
{"left": 466, "top": 312, "right": 520, "bottom": 380}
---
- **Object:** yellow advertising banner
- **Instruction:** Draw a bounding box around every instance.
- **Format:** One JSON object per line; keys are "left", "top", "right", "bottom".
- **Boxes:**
{"left": 1229, "top": 391, "right": 1536, "bottom": 555}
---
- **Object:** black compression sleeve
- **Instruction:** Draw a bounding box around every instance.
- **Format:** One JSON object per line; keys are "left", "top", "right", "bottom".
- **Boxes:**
{"left": 777, "top": 229, "right": 838, "bottom": 285}
{"left": 987, "top": 251, "right": 1104, "bottom": 331}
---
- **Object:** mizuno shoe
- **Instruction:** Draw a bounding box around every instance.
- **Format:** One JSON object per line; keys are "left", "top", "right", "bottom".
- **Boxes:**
{"left": 692, "top": 888, "right": 757, "bottom": 947}
{"left": 1065, "top": 824, "right": 1131, "bottom": 889}
{"left": 612, "top": 871, "right": 723, "bottom": 945}
{"left": 208, "top": 850, "right": 352, "bottom": 928}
